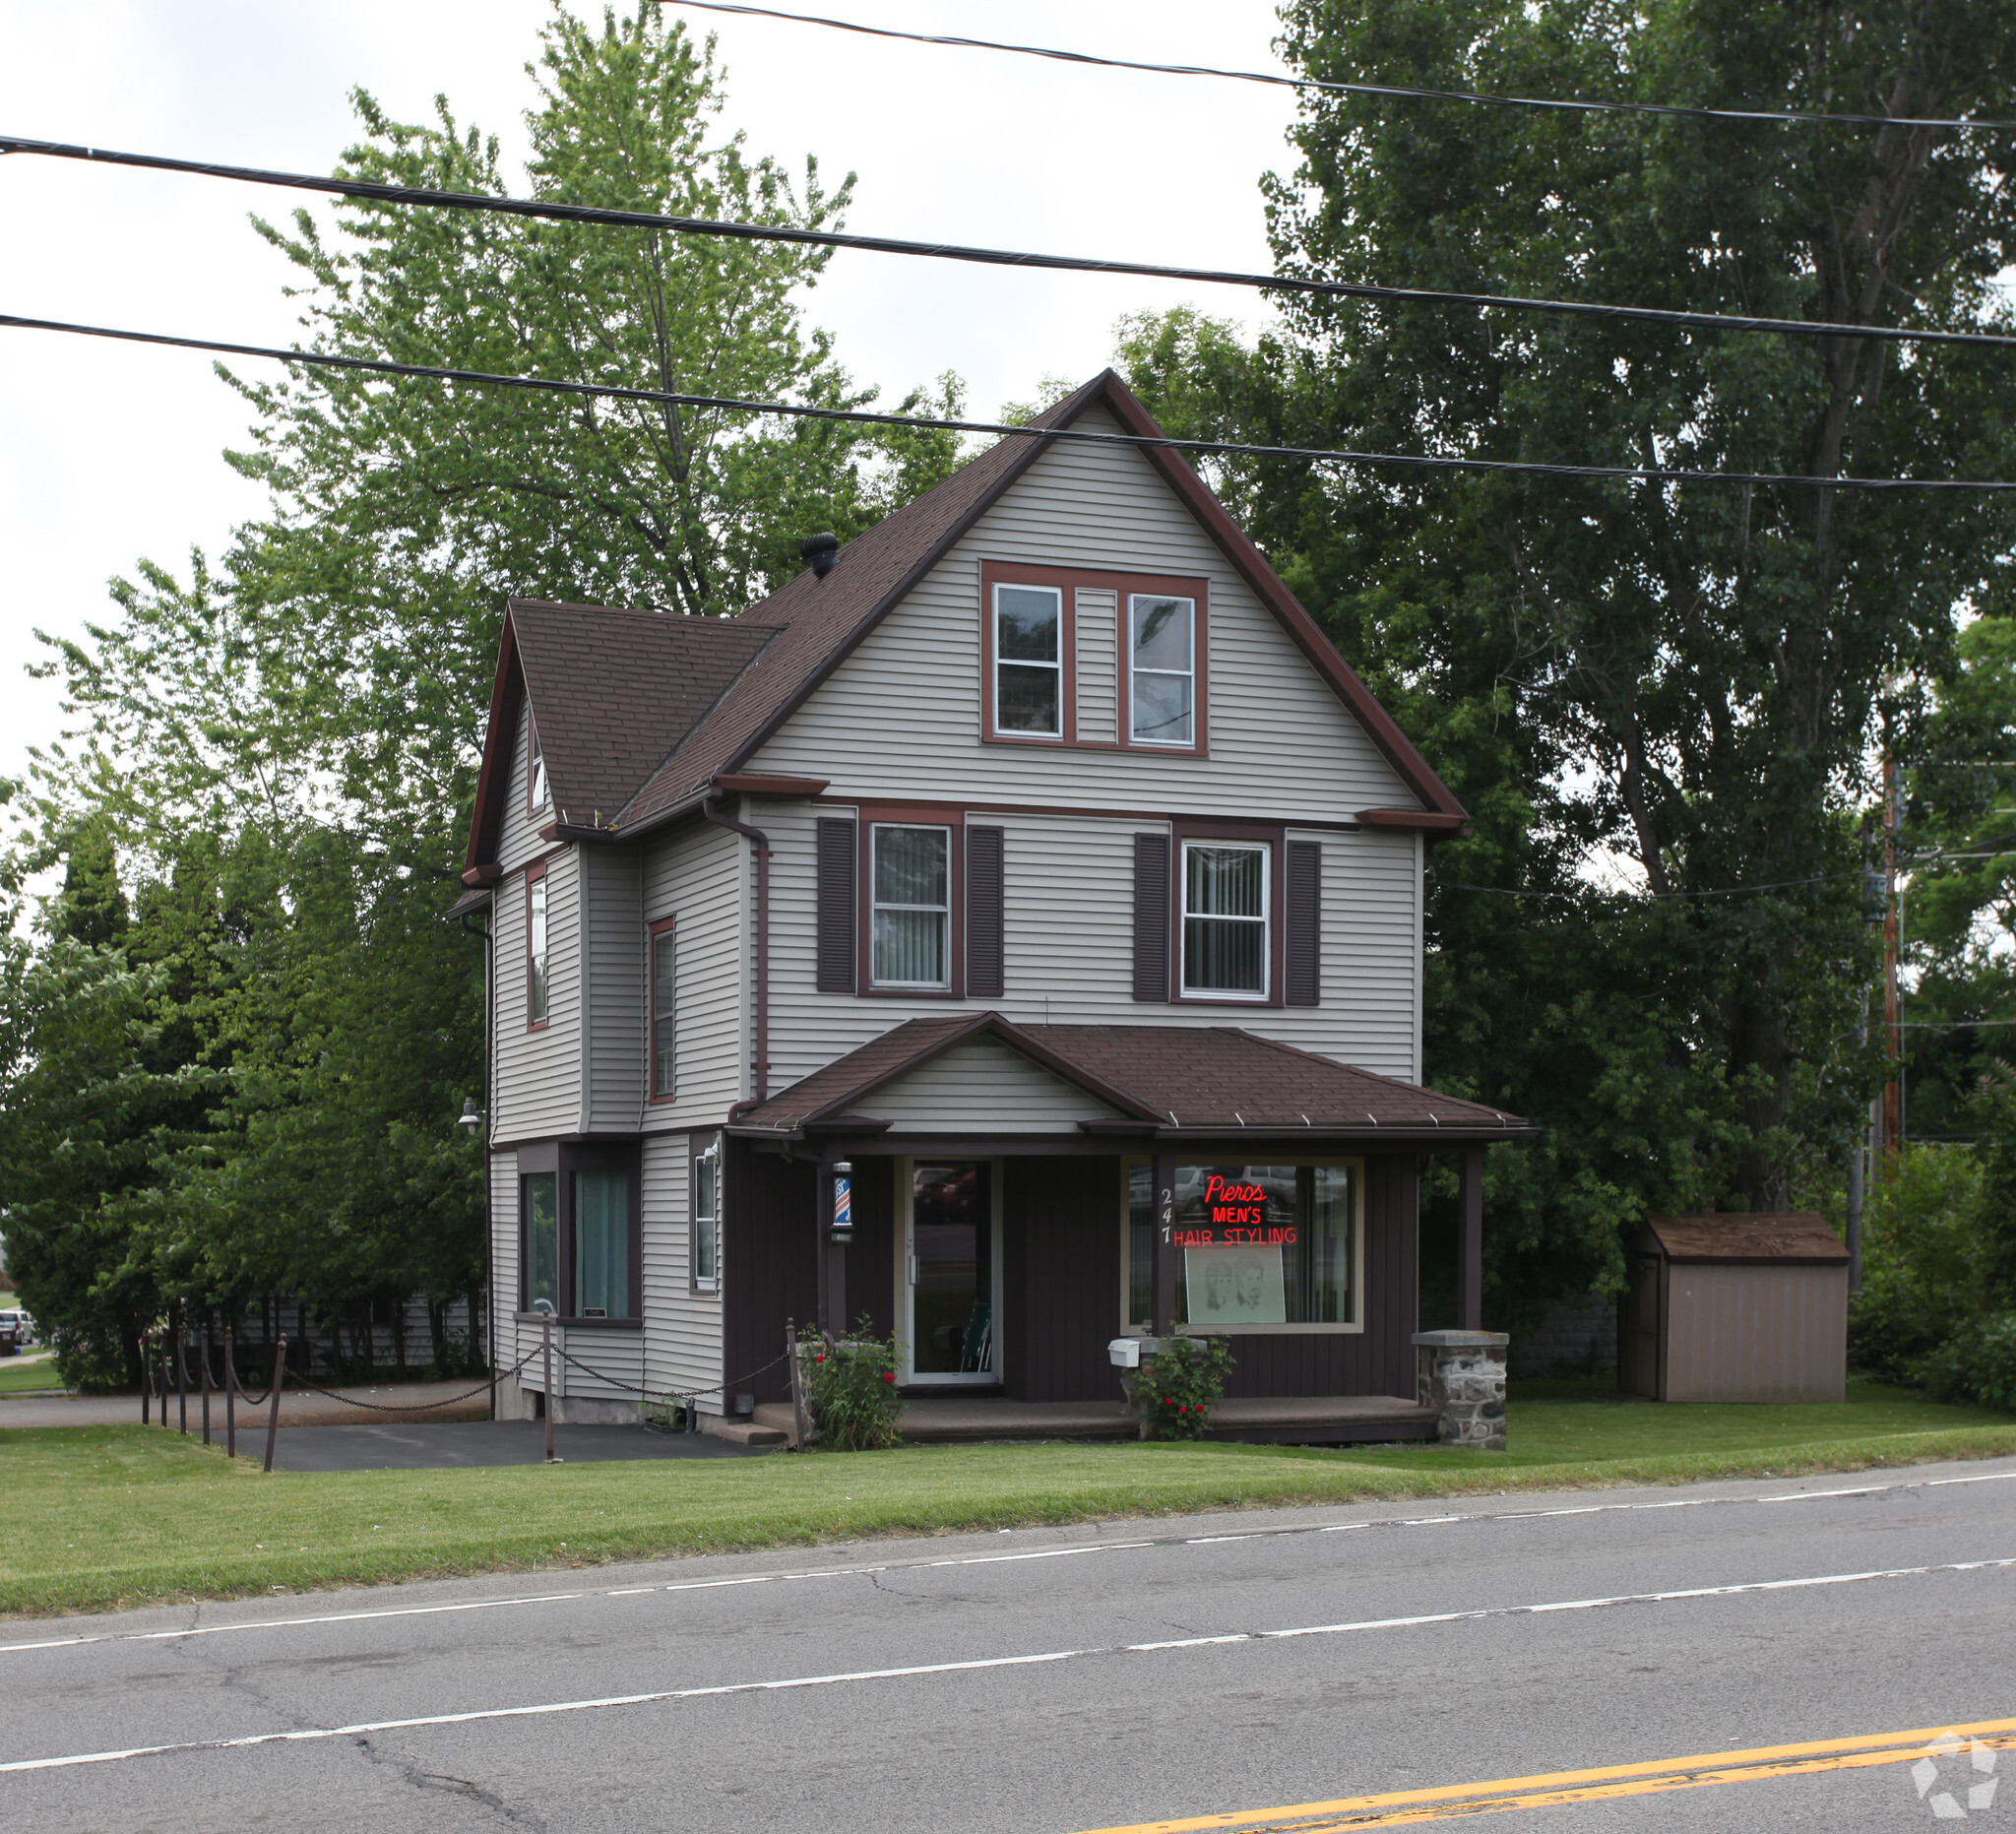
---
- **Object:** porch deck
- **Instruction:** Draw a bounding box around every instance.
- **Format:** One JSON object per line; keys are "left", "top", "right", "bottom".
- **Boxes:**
{"left": 753, "top": 1393, "right": 1437, "bottom": 1447}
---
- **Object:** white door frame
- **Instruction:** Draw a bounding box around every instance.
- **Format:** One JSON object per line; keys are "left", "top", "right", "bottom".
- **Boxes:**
{"left": 897, "top": 1156, "right": 1005, "bottom": 1386}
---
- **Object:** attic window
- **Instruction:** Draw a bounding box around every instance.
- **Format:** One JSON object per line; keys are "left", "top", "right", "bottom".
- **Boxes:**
{"left": 529, "top": 718, "right": 549, "bottom": 812}
{"left": 1129, "top": 595, "right": 1196, "bottom": 746}
{"left": 993, "top": 583, "right": 1063, "bottom": 736}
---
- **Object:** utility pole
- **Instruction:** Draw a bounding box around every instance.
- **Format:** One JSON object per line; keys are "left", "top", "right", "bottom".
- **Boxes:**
{"left": 1881, "top": 754, "right": 1903, "bottom": 1161}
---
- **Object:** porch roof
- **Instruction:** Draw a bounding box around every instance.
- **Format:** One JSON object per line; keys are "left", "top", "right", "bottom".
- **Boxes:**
{"left": 729, "top": 1013, "right": 1532, "bottom": 1145}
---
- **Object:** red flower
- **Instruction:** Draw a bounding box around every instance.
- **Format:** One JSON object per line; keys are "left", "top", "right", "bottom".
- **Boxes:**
{"left": 882, "top": 1371, "right": 895, "bottom": 1383}
{"left": 814, "top": 1355, "right": 826, "bottom": 1363}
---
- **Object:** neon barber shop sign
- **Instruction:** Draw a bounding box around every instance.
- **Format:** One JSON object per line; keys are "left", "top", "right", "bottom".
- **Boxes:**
{"left": 1172, "top": 1174, "right": 1297, "bottom": 1248}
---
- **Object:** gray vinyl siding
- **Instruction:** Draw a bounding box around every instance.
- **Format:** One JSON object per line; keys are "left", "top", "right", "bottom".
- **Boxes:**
{"left": 498, "top": 698, "right": 550, "bottom": 874}
{"left": 641, "top": 818, "right": 748, "bottom": 1130}
{"left": 641, "top": 1130, "right": 724, "bottom": 1412}
{"left": 1074, "top": 587, "right": 1119, "bottom": 744}
{"left": 867, "top": 1039, "right": 1129, "bottom": 1130}
{"left": 490, "top": 1151, "right": 526, "bottom": 1381}
{"left": 546, "top": 1324, "right": 644, "bottom": 1403}
{"left": 744, "top": 402, "right": 1415, "bottom": 820}
{"left": 761, "top": 801, "right": 1420, "bottom": 1084}
{"left": 492, "top": 847, "right": 583, "bottom": 1143}
{"left": 583, "top": 847, "right": 646, "bottom": 1135}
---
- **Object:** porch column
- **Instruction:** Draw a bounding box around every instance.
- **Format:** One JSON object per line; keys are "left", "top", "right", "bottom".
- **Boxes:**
{"left": 1151, "top": 1151, "right": 1177, "bottom": 1337}
{"left": 1458, "top": 1147, "right": 1484, "bottom": 1332}
{"left": 818, "top": 1157, "right": 849, "bottom": 1338}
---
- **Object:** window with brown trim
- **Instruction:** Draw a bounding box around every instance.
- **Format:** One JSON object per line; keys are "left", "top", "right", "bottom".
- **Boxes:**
{"left": 526, "top": 861, "right": 549, "bottom": 1028}
{"left": 870, "top": 822, "right": 953, "bottom": 989}
{"left": 1165, "top": 821, "right": 1285, "bottom": 1007}
{"left": 518, "top": 1142, "right": 642, "bottom": 1322}
{"left": 978, "top": 560, "right": 1206, "bottom": 754}
{"left": 649, "top": 916, "right": 676, "bottom": 1100}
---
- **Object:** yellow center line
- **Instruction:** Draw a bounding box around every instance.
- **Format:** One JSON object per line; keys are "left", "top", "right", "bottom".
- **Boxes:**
{"left": 1073, "top": 1718, "right": 2016, "bottom": 1833}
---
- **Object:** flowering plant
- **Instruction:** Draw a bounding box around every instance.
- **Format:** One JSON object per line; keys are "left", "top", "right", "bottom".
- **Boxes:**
{"left": 1135, "top": 1335, "right": 1234, "bottom": 1441}
{"left": 796, "top": 1316, "right": 904, "bottom": 1451}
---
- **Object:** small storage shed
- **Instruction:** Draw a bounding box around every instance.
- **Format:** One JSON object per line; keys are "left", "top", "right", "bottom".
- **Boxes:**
{"left": 1619, "top": 1214, "right": 1849, "bottom": 1404}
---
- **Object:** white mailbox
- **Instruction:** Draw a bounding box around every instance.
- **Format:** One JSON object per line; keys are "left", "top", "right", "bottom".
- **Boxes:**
{"left": 1108, "top": 1338, "right": 1149, "bottom": 1368}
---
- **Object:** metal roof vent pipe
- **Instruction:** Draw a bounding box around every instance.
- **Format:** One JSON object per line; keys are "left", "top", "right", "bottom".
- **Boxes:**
{"left": 800, "top": 531, "right": 840, "bottom": 579}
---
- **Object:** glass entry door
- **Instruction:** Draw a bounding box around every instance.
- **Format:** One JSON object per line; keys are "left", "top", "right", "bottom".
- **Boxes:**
{"left": 905, "top": 1162, "right": 998, "bottom": 1384}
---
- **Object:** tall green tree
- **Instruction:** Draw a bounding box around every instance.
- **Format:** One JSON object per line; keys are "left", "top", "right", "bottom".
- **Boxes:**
{"left": 1123, "top": 0, "right": 2016, "bottom": 1318}
{"left": 12, "top": 0, "right": 962, "bottom": 1372}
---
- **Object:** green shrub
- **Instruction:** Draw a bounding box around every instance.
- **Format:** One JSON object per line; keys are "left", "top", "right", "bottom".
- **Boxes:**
{"left": 1135, "top": 1336, "right": 1235, "bottom": 1441}
{"left": 1922, "top": 1311, "right": 2016, "bottom": 1411}
{"left": 1847, "top": 1143, "right": 1993, "bottom": 1382}
{"left": 798, "top": 1317, "right": 903, "bottom": 1451}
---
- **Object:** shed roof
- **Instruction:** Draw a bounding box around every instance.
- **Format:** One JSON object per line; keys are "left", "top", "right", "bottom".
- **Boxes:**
{"left": 731, "top": 1013, "right": 1531, "bottom": 1143}
{"left": 1643, "top": 1214, "right": 1849, "bottom": 1264}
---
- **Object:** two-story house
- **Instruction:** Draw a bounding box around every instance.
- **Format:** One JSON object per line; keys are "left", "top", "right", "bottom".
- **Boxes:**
{"left": 453, "top": 370, "right": 1529, "bottom": 1439}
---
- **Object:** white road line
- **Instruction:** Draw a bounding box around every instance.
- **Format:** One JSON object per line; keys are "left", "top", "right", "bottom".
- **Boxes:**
{"left": 7, "top": 1556, "right": 2011, "bottom": 1777}
{"left": 6, "top": 1470, "right": 2009, "bottom": 1659}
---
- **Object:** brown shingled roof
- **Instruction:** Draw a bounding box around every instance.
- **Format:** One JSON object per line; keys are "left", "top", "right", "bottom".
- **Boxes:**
{"left": 1644, "top": 1214, "right": 1848, "bottom": 1263}
{"left": 733, "top": 1013, "right": 1529, "bottom": 1142}
{"left": 464, "top": 601, "right": 774, "bottom": 870}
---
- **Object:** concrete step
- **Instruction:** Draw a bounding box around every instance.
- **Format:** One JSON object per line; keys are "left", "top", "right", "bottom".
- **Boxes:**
{"left": 751, "top": 1402, "right": 800, "bottom": 1438}
{"left": 703, "top": 1418, "right": 788, "bottom": 1446}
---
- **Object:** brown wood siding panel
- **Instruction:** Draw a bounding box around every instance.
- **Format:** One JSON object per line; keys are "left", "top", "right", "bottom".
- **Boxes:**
{"left": 967, "top": 824, "right": 1006, "bottom": 1001}
{"left": 845, "top": 1158, "right": 897, "bottom": 1343}
{"left": 1664, "top": 1263, "right": 1848, "bottom": 1403}
{"left": 1002, "top": 1156, "right": 1123, "bottom": 1402}
{"left": 722, "top": 1142, "right": 817, "bottom": 1404}
{"left": 815, "top": 817, "right": 856, "bottom": 994}
{"left": 1285, "top": 841, "right": 1321, "bottom": 1007}
{"left": 1133, "top": 833, "right": 1170, "bottom": 1002}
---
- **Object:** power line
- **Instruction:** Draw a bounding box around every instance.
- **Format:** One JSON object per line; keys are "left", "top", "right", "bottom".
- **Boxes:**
{"left": 5, "top": 309, "right": 2014, "bottom": 493}
{"left": 673, "top": 0, "right": 2016, "bottom": 133}
{"left": 5, "top": 134, "right": 2014, "bottom": 352}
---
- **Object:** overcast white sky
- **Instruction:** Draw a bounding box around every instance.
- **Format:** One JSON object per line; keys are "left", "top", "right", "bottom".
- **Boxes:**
{"left": 0, "top": 1, "right": 1301, "bottom": 785}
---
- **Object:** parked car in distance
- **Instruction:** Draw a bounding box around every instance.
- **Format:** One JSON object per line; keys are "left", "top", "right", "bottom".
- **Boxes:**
{"left": 0, "top": 1309, "right": 34, "bottom": 1354}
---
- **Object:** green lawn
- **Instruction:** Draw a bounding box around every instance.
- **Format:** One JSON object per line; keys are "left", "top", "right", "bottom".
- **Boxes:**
{"left": 0, "top": 1357, "right": 66, "bottom": 1395}
{"left": 3, "top": 1381, "right": 2012, "bottom": 1619}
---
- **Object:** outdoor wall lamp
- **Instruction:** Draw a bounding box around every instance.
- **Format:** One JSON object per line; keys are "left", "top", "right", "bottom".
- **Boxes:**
{"left": 458, "top": 1098, "right": 482, "bottom": 1130}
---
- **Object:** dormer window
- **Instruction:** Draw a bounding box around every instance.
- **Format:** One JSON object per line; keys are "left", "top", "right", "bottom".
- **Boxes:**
{"left": 993, "top": 583, "right": 1063, "bottom": 736}
{"left": 529, "top": 717, "right": 549, "bottom": 812}
{"left": 1129, "top": 594, "right": 1196, "bottom": 746}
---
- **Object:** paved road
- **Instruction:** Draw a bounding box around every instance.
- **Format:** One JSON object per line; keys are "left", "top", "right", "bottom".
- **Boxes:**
{"left": 5, "top": 1457, "right": 2012, "bottom": 1832}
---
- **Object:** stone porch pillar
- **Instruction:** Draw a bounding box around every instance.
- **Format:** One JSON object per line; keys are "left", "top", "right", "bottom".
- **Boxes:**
{"left": 1414, "top": 1329, "right": 1510, "bottom": 1450}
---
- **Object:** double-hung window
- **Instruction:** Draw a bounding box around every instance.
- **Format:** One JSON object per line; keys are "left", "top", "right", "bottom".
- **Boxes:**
{"left": 1182, "top": 840, "right": 1268, "bottom": 997}
{"left": 527, "top": 867, "right": 549, "bottom": 1025}
{"left": 692, "top": 1140, "right": 720, "bottom": 1291}
{"left": 992, "top": 583, "right": 1063, "bottom": 736}
{"left": 871, "top": 824, "right": 951, "bottom": 988}
{"left": 1129, "top": 594, "right": 1196, "bottom": 746}
{"left": 650, "top": 919, "right": 676, "bottom": 1100}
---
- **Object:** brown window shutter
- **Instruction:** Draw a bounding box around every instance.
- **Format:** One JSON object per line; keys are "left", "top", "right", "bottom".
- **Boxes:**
{"left": 967, "top": 825, "right": 1006, "bottom": 1001}
{"left": 816, "top": 817, "right": 856, "bottom": 993}
{"left": 1286, "top": 840, "right": 1321, "bottom": 1007}
{"left": 1133, "top": 832, "right": 1170, "bottom": 1002}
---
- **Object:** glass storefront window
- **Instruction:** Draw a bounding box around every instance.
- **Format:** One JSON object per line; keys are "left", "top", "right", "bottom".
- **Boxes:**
{"left": 1124, "top": 1160, "right": 1357, "bottom": 1329}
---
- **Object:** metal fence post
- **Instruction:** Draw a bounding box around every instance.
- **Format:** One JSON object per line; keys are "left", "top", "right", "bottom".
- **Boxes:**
{"left": 262, "top": 1334, "right": 287, "bottom": 1474}
{"left": 175, "top": 1301, "right": 187, "bottom": 1434}
{"left": 201, "top": 1316, "right": 212, "bottom": 1446}
{"left": 224, "top": 1324, "right": 236, "bottom": 1459}
{"left": 140, "top": 1331, "right": 150, "bottom": 1426}
{"left": 542, "top": 1312, "right": 556, "bottom": 1464}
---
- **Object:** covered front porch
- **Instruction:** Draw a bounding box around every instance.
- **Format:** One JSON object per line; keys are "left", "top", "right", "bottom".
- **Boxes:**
{"left": 719, "top": 1013, "right": 1532, "bottom": 1438}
